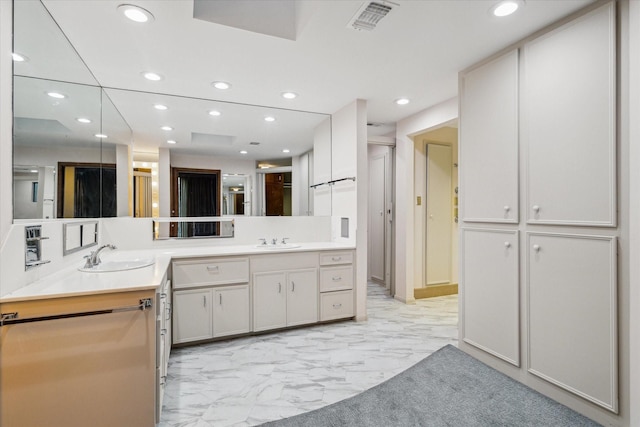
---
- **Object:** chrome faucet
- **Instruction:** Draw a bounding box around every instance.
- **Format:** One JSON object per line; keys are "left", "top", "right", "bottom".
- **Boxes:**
{"left": 271, "top": 238, "right": 278, "bottom": 245}
{"left": 258, "top": 238, "right": 267, "bottom": 246}
{"left": 281, "top": 237, "right": 290, "bottom": 244}
{"left": 85, "top": 244, "right": 117, "bottom": 267}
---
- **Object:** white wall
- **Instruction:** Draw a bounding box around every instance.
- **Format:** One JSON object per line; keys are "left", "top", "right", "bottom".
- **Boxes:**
{"left": 313, "top": 117, "right": 332, "bottom": 216}
{"left": 0, "top": 0, "right": 13, "bottom": 246}
{"left": 395, "top": 97, "right": 458, "bottom": 303}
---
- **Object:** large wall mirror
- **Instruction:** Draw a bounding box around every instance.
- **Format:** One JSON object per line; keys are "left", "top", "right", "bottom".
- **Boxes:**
{"left": 13, "top": 0, "right": 332, "bottom": 221}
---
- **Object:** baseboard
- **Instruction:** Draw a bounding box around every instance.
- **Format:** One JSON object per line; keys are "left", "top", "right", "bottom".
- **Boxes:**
{"left": 414, "top": 283, "right": 458, "bottom": 299}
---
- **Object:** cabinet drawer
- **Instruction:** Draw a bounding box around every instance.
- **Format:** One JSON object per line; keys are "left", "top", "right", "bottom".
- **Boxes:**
{"left": 320, "top": 290, "right": 354, "bottom": 321}
{"left": 173, "top": 257, "right": 249, "bottom": 288}
{"left": 320, "top": 266, "right": 353, "bottom": 292}
{"left": 319, "top": 251, "right": 353, "bottom": 266}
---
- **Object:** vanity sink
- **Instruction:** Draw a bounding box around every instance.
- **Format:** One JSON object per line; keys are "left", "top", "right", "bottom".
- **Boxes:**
{"left": 79, "top": 259, "right": 155, "bottom": 273}
{"left": 255, "top": 244, "right": 301, "bottom": 250}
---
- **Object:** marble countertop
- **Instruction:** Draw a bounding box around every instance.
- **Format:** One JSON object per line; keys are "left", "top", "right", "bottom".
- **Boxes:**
{"left": 0, "top": 242, "right": 355, "bottom": 303}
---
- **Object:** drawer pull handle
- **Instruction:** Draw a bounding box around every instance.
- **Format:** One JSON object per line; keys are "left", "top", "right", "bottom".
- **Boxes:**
{"left": 219, "top": 294, "right": 222, "bottom": 305}
{"left": 332, "top": 256, "right": 342, "bottom": 261}
{"left": 292, "top": 281, "right": 295, "bottom": 292}
{"left": 332, "top": 276, "right": 342, "bottom": 281}
{"left": 203, "top": 296, "right": 207, "bottom": 307}
{"left": 207, "top": 265, "right": 219, "bottom": 272}
{"left": 161, "top": 328, "right": 167, "bottom": 336}
{"left": 160, "top": 293, "right": 167, "bottom": 299}
{"left": 166, "top": 304, "right": 171, "bottom": 321}
{"left": 333, "top": 303, "right": 342, "bottom": 309}
{"left": 278, "top": 283, "right": 282, "bottom": 293}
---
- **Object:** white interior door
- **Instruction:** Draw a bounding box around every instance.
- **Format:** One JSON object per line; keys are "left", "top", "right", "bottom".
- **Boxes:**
{"left": 426, "top": 144, "right": 452, "bottom": 285}
{"left": 369, "top": 154, "right": 386, "bottom": 283}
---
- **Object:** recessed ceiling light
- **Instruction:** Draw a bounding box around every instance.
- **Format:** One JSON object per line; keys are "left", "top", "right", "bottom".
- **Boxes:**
{"left": 95, "top": 134, "right": 108, "bottom": 138}
{"left": 282, "top": 92, "right": 297, "bottom": 99}
{"left": 154, "top": 104, "right": 168, "bottom": 110}
{"left": 239, "top": 150, "right": 248, "bottom": 154}
{"left": 167, "top": 140, "right": 177, "bottom": 144}
{"left": 118, "top": 4, "right": 154, "bottom": 23}
{"left": 152, "top": 202, "right": 158, "bottom": 208}
{"left": 143, "top": 72, "right": 163, "bottom": 81}
{"left": 491, "top": 0, "right": 522, "bottom": 17}
{"left": 208, "top": 110, "right": 221, "bottom": 116}
{"left": 47, "top": 92, "right": 66, "bottom": 99}
{"left": 282, "top": 149, "right": 290, "bottom": 153}
{"left": 395, "top": 98, "right": 410, "bottom": 105}
{"left": 30, "top": 169, "right": 38, "bottom": 173}
{"left": 12, "top": 52, "right": 27, "bottom": 62}
{"left": 161, "top": 126, "right": 173, "bottom": 131}
{"left": 76, "top": 118, "right": 92, "bottom": 124}
{"left": 212, "top": 81, "right": 231, "bottom": 90}
{"left": 264, "top": 116, "right": 276, "bottom": 122}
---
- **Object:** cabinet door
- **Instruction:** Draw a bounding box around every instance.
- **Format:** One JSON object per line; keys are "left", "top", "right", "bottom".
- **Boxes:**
{"left": 253, "top": 272, "right": 287, "bottom": 332}
{"left": 213, "top": 285, "right": 250, "bottom": 337}
{"left": 172, "top": 289, "right": 213, "bottom": 344}
{"left": 287, "top": 269, "right": 318, "bottom": 327}
{"left": 460, "top": 49, "right": 519, "bottom": 223}
{"left": 461, "top": 229, "right": 519, "bottom": 366}
{"left": 527, "top": 233, "right": 617, "bottom": 412}
{"left": 524, "top": 3, "right": 615, "bottom": 226}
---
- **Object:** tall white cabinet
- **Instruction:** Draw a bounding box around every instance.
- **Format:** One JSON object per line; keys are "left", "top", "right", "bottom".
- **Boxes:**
{"left": 459, "top": 1, "right": 618, "bottom": 416}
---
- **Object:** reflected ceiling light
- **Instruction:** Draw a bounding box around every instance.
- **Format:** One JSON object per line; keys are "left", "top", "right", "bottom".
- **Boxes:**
{"left": 239, "top": 150, "right": 248, "bottom": 154}
{"left": 152, "top": 202, "right": 158, "bottom": 208}
{"left": 76, "top": 118, "right": 92, "bottom": 124}
{"left": 30, "top": 169, "right": 38, "bottom": 173}
{"left": 282, "top": 149, "right": 290, "bottom": 153}
{"left": 152, "top": 170, "right": 157, "bottom": 176}
{"left": 95, "top": 134, "right": 108, "bottom": 138}
{"left": 264, "top": 116, "right": 276, "bottom": 122}
{"left": 152, "top": 182, "right": 158, "bottom": 186}
{"left": 281, "top": 92, "right": 297, "bottom": 99}
{"left": 395, "top": 98, "right": 410, "bottom": 105}
{"left": 232, "top": 188, "right": 239, "bottom": 192}
{"left": 47, "top": 92, "right": 66, "bottom": 99}
{"left": 212, "top": 81, "right": 231, "bottom": 90}
{"left": 118, "top": 4, "right": 154, "bottom": 23}
{"left": 491, "top": 0, "right": 522, "bottom": 17}
{"left": 142, "top": 162, "right": 149, "bottom": 167}
{"left": 167, "top": 140, "right": 177, "bottom": 144}
{"left": 161, "top": 126, "right": 173, "bottom": 131}
{"left": 143, "top": 72, "right": 163, "bottom": 81}
{"left": 12, "top": 52, "right": 27, "bottom": 62}
{"left": 154, "top": 104, "right": 168, "bottom": 110}
{"left": 208, "top": 110, "right": 221, "bottom": 116}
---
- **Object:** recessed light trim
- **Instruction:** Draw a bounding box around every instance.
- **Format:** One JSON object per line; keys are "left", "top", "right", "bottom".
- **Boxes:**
{"left": 282, "top": 92, "right": 297, "bottom": 99}
{"left": 76, "top": 118, "right": 92, "bottom": 124}
{"left": 167, "top": 140, "right": 177, "bottom": 144}
{"left": 47, "top": 92, "right": 66, "bottom": 99}
{"left": 395, "top": 98, "right": 410, "bottom": 105}
{"left": 208, "top": 110, "right": 222, "bottom": 117}
{"left": 30, "top": 169, "right": 38, "bottom": 173}
{"left": 264, "top": 116, "right": 276, "bottom": 122}
{"left": 212, "top": 81, "right": 231, "bottom": 90}
{"left": 154, "top": 104, "right": 168, "bottom": 110}
{"left": 161, "top": 126, "right": 173, "bottom": 131}
{"left": 239, "top": 150, "right": 248, "bottom": 154}
{"left": 282, "top": 149, "right": 290, "bottom": 153}
{"left": 95, "top": 134, "right": 108, "bottom": 138}
{"left": 118, "top": 4, "right": 154, "bottom": 23}
{"left": 491, "top": 0, "right": 522, "bottom": 17}
{"left": 143, "top": 72, "right": 163, "bottom": 81}
{"left": 12, "top": 52, "right": 27, "bottom": 62}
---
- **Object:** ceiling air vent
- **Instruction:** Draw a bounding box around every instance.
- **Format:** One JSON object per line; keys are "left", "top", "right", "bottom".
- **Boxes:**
{"left": 348, "top": 1, "right": 397, "bottom": 31}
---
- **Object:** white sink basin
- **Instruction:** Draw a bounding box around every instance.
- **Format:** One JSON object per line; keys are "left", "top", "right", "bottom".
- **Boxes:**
{"left": 254, "top": 244, "right": 301, "bottom": 250}
{"left": 79, "top": 259, "right": 155, "bottom": 273}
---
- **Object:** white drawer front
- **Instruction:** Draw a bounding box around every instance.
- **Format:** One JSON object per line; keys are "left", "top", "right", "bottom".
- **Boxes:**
{"left": 320, "top": 290, "right": 354, "bottom": 321}
{"left": 320, "top": 266, "right": 353, "bottom": 292}
{"left": 319, "top": 251, "right": 353, "bottom": 266}
{"left": 173, "top": 258, "right": 249, "bottom": 288}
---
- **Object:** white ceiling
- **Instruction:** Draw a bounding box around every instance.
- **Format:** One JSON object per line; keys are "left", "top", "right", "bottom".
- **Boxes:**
{"left": 17, "top": 0, "right": 594, "bottom": 155}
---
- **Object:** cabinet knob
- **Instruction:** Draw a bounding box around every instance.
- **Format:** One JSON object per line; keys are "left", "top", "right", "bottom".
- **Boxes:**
{"left": 332, "top": 276, "right": 342, "bottom": 282}
{"left": 504, "top": 242, "right": 511, "bottom": 248}
{"left": 504, "top": 206, "right": 510, "bottom": 212}
{"left": 532, "top": 205, "right": 540, "bottom": 213}
{"left": 533, "top": 244, "right": 541, "bottom": 252}
{"left": 207, "top": 265, "right": 219, "bottom": 272}
{"left": 333, "top": 303, "right": 342, "bottom": 309}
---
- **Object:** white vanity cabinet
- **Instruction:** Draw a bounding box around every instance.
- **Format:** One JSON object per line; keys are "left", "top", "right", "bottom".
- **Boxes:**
{"left": 172, "top": 257, "right": 250, "bottom": 344}
{"left": 156, "top": 277, "right": 172, "bottom": 422}
{"left": 253, "top": 269, "right": 318, "bottom": 331}
{"left": 319, "top": 251, "right": 355, "bottom": 321}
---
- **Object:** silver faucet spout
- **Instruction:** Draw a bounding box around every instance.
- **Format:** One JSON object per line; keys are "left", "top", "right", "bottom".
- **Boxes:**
{"left": 89, "top": 244, "right": 117, "bottom": 266}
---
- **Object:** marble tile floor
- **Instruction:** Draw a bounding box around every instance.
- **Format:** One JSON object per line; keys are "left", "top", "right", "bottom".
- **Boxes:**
{"left": 160, "top": 283, "right": 459, "bottom": 427}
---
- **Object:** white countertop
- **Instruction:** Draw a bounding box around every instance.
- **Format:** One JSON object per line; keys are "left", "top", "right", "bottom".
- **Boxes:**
{"left": 0, "top": 242, "right": 355, "bottom": 303}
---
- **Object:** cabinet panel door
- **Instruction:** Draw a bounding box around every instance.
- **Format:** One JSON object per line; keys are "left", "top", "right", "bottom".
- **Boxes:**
{"left": 253, "top": 272, "right": 287, "bottom": 332}
{"left": 461, "top": 228, "right": 519, "bottom": 365}
{"left": 172, "top": 289, "right": 213, "bottom": 344}
{"left": 527, "top": 233, "right": 617, "bottom": 412}
{"left": 460, "top": 50, "right": 519, "bottom": 223}
{"left": 525, "top": 3, "right": 615, "bottom": 226}
{"left": 213, "top": 285, "right": 250, "bottom": 337}
{"left": 287, "top": 269, "right": 318, "bottom": 327}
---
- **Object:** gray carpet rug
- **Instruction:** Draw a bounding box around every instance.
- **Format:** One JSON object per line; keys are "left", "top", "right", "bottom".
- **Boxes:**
{"left": 262, "top": 345, "right": 601, "bottom": 426}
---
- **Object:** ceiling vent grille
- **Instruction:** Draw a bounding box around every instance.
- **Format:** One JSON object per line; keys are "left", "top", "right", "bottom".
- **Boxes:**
{"left": 348, "top": 2, "right": 396, "bottom": 31}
